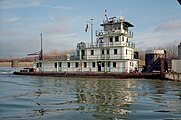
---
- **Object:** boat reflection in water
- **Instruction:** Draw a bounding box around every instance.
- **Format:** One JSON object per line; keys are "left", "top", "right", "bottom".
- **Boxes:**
{"left": 31, "top": 78, "right": 137, "bottom": 119}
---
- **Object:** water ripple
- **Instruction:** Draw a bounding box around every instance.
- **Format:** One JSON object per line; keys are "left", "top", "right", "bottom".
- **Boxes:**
{"left": 0, "top": 69, "right": 181, "bottom": 120}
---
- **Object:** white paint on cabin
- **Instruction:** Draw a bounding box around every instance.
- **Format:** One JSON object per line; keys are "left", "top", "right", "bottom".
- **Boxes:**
{"left": 34, "top": 16, "right": 139, "bottom": 73}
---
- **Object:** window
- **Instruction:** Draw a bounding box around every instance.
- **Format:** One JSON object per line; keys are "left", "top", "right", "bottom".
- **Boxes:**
{"left": 84, "top": 62, "right": 87, "bottom": 68}
{"left": 40, "top": 63, "right": 42, "bottom": 68}
{"left": 75, "top": 62, "right": 78, "bottom": 68}
{"left": 107, "top": 50, "right": 109, "bottom": 54}
{"left": 59, "top": 62, "right": 62, "bottom": 67}
{"left": 91, "top": 50, "right": 94, "bottom": 55}
{"left": 92, "top": 62, "right": 95, "bottom": 68}
{"left": 102, "top": 50, "right": 104, "bottom": 54}
{"left": 114, "top": 49, "right": 117, "bottom": 54}
{"left": 107, "top": 62, "right": 110, "bottom": 67}
{"left": 113, "top": 62, "right": 116, "bottom": 68}
{"left": 115, "top": 36, "right": 119, "bottom": 42}
{"left": 118, "top": 26, "right": 121, "bottom": 30}
{"left": 54, "top": 63, "right": 57, "bottom": 68}
{"left": 37, "top": 63, "right": 42, "bottom": 67}
{"left": 102, "top": 62, "right": 105, "bottom": 67}
{"left": 122, "top": 36, "right": 124, "bottom": 42}
{"left": 67, "top": 62, "right": 70, "bottom": 68}
{"left": 36, "top": 63, "right": 39, "bottom": 68}
{"left": 126, "top": 49, "right": 128, "bottom": 54}
{"left": 109, "top": 37, "right": 113, "bottom": 42}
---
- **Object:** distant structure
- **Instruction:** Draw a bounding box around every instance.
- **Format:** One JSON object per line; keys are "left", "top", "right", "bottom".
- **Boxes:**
{"left": 171, "top": 43, "right": 181, "bottom": 73}
{"left": 143, "top": 49, "right": 167, "bottom": 72}
{"left": 11, "top": 59, "right": 19, "bottom": 67}
{"left": 178, "top": 43, "right": 181, "bottom": 59}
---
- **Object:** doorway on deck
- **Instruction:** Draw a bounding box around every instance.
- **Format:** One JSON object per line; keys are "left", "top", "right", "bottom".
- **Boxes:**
{"left": 106, "top": 61, "right": 110, "bottom": 72}
{"left": 97, "top": 62, "right": 101, "bottom": 72}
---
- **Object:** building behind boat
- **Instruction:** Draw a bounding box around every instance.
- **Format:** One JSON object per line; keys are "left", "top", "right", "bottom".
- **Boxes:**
{"left": 165, "top": 43, "right": 181, "bottom": 81}
{"left": 171, "top": 43, "right": 181, "bottom": 73}
{"left": 34, "top": 16, "right": 139, "bottom": 73}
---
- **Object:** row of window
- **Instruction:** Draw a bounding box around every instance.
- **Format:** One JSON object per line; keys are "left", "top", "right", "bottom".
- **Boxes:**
{"left": 36, "top": 63, "right": 42, "bottom": 68}
{"left": 90, "top": 49, "right": 128, "bottom": 55}
{"left": 104, "top": 24, "right": 128, "bottom": 31}
{"left": 54, "top": 62, "right": 117, "bottom": 68}
{"left": 109, "top": 36, "right": 128, "bottom": 42}
{"left": 99, "top": 62, "right": 116, "bottom": 67}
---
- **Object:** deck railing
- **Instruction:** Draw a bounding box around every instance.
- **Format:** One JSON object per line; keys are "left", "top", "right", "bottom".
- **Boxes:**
{"left": 96, "top": 30, "right": 133, "bottom": 38}
{"left": 84, "top": 42, "right": 135, "bottom": 49}
{"left": 84, "top": 54, "right": 133, "bottom": 60}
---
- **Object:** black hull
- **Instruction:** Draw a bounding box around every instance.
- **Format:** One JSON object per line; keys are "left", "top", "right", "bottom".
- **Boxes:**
{"left": 13, "top": 71, "right": 163, "bottom": 79}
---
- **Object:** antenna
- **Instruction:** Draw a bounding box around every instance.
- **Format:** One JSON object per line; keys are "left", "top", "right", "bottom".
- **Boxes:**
{"left": 105, "top": 10, "right": 108, "bottom": 21}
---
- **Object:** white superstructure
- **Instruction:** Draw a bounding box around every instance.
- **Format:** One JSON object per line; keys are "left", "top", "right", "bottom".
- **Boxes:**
{"left": 34, "top": 15, "right": 139, "bottom": 73}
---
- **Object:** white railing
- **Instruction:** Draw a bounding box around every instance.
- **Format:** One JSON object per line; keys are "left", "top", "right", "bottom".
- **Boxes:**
{"left": 84, "top": 42, "right": 135, "bottom": 49}
{"left": 96, "top": 30, "right": 133, "bottom": 38}
{"left": 84, "top": 54, "right": 132, "bottom": 60}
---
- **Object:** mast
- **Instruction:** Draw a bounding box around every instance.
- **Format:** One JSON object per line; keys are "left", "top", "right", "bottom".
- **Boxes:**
{"left": 104, "top": 10, "right": 108, "bottom": 22}
{"left": 90, "top": 19, "right": 93, "bottom": 46}
{"left": 27, "top": 33, "right": 44, "bottom": 60}
{"left": 39, "top": 33, "right": 43, "bottom": 60}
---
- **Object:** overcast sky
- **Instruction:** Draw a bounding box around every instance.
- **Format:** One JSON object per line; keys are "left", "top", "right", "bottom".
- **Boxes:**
{"left": 0, "top": 0, "right": 181, "bottom": 57}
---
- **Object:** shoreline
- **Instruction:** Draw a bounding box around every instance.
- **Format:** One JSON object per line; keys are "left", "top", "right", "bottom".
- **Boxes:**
{"left": 0, "top": 62, "right": 33, "bottom": 67}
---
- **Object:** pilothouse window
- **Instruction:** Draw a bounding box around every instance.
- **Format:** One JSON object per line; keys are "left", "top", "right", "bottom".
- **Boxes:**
{"left": 115, "top": 36, "right": 119, "bottom": 42}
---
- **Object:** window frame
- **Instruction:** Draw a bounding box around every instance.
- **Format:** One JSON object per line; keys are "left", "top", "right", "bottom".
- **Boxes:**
{"left": 115, "top": 36, "right": 119, "bottom": 42}
{"left": 91, "top": 50, "right": 94, "bottom": 55}
{"left": 113, "top": 62, "right": 117, "bottom": 68}
{"left": 84, "top": 62, "right": 87, "bottom": 68}
{"left": 75, "top": 62, "right": 79, "bottom": 68}
{"left": 109, "top": 36, "right": 113, "bottom": 42}
{"left": 92, "top": 62, "right": 95, "bottom": 68}
{"left": 67, "top": 62, "right": 70, "bottom": 68}
{"left": 114, "top": 49, "right": 118, "bottom": 54}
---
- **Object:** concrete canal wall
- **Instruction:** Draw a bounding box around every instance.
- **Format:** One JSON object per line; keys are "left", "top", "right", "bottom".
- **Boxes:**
{"left": 165, "top": 73, "right": 181, "bottom": 82}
